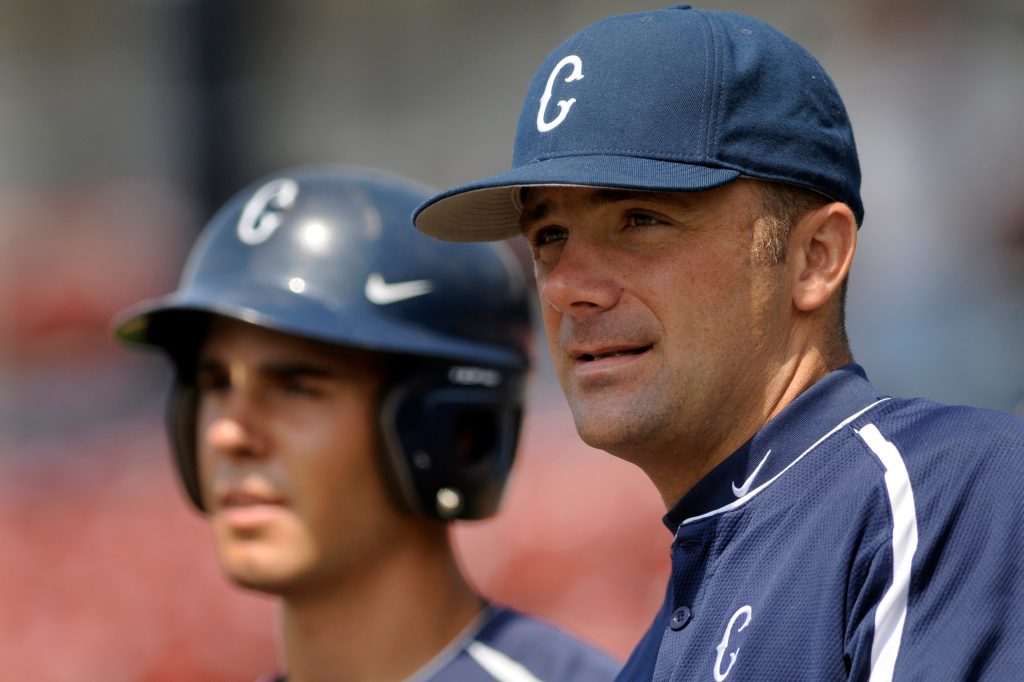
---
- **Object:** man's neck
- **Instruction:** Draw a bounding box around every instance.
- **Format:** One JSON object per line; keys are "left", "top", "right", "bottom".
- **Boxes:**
{"left": 647, "top": 346, "right": 847, "bottom": 509}
{"left": 278, "top": 531, "right": 484, "bottom": 682}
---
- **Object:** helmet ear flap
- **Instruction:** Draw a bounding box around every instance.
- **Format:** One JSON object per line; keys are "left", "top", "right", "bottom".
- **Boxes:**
{"left": 152, "top": 317, "right": 209, "bottom": 513}
{"left": 167, "top": 381, "right": 206, "bottom": 511}
{"left": 159, "top": 322, "right": 209, "bottom": 517}
{"left": 378, "top": 362, "right": 525, "bottom": 521}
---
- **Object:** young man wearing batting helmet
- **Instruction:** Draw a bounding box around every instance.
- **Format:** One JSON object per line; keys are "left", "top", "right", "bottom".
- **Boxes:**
{"left": 414, "top": 6, "right": 1024, "bottom": 681}
{"left": 114, "top": 166, "right": 619, "bottom": 681}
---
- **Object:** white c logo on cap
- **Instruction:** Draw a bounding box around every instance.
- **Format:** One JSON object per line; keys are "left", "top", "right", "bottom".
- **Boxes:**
{"left": 536, "top": 55, "right": 584, "bottom": 133}
{"left": 237, "top": 178, "right": 299, "bottom": 245}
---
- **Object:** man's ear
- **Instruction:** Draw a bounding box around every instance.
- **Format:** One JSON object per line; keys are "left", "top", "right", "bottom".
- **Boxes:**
{"left": 788, "top": 202, "right": 857, "bottom": 312}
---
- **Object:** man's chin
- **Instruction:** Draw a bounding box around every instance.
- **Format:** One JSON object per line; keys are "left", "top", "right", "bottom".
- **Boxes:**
{"left": 217, "top": 547, "right": 307, "bottom": 595}
{"left": 572, "top": 405, "right": 663, "bottom": 460}
{"left": 228, "top": 572, "right": 292, "bottom": 595}
{"left": 224, "top": 564, "right": 305, "bottom": 596}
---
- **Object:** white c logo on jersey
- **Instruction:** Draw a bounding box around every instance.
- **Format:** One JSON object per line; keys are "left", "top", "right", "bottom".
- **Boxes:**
{"left": 237, "top": 178, "right": 299, "bottom": 245}
{"left": 714, "top": 605, "right": 752, "bottom": 681}
{"left": 536, "top": 55, "right": 584, "bottom": 133}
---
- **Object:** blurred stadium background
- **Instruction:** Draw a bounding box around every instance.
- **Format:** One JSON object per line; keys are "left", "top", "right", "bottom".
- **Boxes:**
{"left": 1, "top": 1, "right": 1022, "bottom": 679}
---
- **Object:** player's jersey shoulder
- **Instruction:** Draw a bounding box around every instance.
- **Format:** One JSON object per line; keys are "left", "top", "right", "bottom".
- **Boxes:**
{"left": 419, "top": 604, "right": 619, "bottom": 682}
{"left": 842, "top": 394, "right": 1024, "bottom": 678}
{"left": 850, "top": 394, "right": 1024, "bottom": 496}
{"left": 862, "top": 394, "right": 1024, "bottom": 454}
{"left": 464, "top": 605, "right": 620, "bottom": 681}
{"left": 258, "top": 605, "right": 620, "bottom": 682}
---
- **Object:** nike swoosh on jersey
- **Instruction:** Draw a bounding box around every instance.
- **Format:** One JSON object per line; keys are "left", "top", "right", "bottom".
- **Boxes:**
{"left": 364, "top": 272, "right": 434, "bottom": 305}
{"left": 731, "top": 449, "right": 772, "bottom": 498}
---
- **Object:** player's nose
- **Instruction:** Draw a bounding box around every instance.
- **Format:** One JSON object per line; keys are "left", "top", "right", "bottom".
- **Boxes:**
{"left": 538, "top": 238, "right": 620, "bottom": 319}
{"left": 204, "top": 396, "right": 268, "bottom": 461}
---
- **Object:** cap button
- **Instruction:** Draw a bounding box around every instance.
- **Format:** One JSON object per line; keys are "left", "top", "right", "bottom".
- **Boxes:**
{"left": 670, "top": 4, "right": 693, "bottom": 9}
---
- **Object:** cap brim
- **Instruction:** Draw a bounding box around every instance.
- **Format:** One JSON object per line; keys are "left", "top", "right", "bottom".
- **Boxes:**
{"left": 111, "top": 293, "right": 279, "bottom": 352}
{"left": 113, "top": 286, "right": 529, "bottom": 369}
{"left": 414, "top": 156, "right": 741, "bottom": 242}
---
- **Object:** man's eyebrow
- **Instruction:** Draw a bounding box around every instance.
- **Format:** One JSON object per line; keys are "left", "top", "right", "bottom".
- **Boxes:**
{"left": 193, "top": 357, "right": 335, "bottom": 379}
{"left": 518, "top": 199, "right": 551, "bottom": 232}
{"left": 261, "top": 362, "right": 334, "bottom": 380}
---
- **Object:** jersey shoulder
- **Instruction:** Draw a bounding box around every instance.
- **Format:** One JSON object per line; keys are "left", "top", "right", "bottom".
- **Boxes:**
{"left": 850, "top": 397, "right": 1024, "bottom": 549}
{"left": 845, "top": 401, "right": 1024, "bottom": 678}
{"left": 862, "top": 397, "right": 1024, "bottom": 469}
{"left": 469, "top": 606, "right": 620, "bottom": 682}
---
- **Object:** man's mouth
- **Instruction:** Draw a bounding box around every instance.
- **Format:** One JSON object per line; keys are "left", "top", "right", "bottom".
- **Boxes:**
{"left": 577, "top": 345, "right": 652, "bottom": 362}
{"left": 218, "top": 488, "right": 287, "bottom": 509}
{"left": 213, "top": 486, "right": 290, "bottom": 532}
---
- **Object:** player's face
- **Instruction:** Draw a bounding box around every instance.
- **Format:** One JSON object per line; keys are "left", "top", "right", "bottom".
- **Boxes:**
{"left": 194, "top": 317, "right": 407, "bottom": 595}
{"left": 520, "top": 181, "right": 793, "bottom": 491}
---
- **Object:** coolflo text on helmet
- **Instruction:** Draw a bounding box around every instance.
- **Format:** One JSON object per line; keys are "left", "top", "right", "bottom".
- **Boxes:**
{"left": 114, "top": 166, "right": 531, "bottom": 521}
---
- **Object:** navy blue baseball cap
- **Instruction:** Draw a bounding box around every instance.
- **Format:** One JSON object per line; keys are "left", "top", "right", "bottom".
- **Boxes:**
{"left": 415, "top": 5, "right": 863, "bottom": 241}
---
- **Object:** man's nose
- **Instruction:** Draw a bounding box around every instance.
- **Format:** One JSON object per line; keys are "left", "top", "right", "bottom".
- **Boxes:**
{"left": 203, "top": 392, "right": 268, "bottom": 461}
{"left": 538, "top": 238, "right": 621, "bottom": 319}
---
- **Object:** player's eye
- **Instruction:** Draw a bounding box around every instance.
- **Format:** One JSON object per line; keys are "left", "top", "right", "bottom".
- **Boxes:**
{"left": 529, "top": 225, "right": 568, "bottom": 249}
{"left": 275, "top": 372, "right": 327, "bottom": 398}
{"left": 195, "top": 366, "right": 230, "bottom": 393}
{"left": 284, "top": 380, "right": 322, "bottom": 397}
{"left": 626, "top": 212, "right": 661, "bottom": 228}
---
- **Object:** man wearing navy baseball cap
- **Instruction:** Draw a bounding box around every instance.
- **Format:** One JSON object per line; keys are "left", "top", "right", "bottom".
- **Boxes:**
{"left": 416, "top": 5, "right": 1024, "bottom": 681}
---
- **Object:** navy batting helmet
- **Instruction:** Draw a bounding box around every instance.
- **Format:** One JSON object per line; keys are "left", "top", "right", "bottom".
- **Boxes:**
{"left": 114, "top": 166, "right": 531, "bottom": 520}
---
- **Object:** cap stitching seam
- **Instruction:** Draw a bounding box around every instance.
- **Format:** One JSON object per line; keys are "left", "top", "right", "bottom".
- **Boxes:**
{"left": 525, "top": 149, "right": 741, "bottom": 163}
{"left": 702, "top": 11, "right": 720, "bottom": 163}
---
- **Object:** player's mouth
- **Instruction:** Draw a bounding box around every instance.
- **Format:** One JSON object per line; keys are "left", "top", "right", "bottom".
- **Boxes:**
{"left": 576, "top": 345, "right": 652, "bottom": 362}
{"left": 220, "top": 490, "right": 288, "bottom": 508}
{"left": 215, "top": 487, "right": 289, "bottom": 529}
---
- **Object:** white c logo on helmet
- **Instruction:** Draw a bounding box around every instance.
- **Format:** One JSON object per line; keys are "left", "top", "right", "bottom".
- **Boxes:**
{"left": 237, "top": 178, "right": 299, "bottom": 245}
{"left": 536, "top": 55, "right": 584, "bottom": 133}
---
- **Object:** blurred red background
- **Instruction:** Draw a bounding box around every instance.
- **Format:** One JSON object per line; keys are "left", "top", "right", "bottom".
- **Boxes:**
{"left": 0, "top": 389, "right": 668, "bottom": 680}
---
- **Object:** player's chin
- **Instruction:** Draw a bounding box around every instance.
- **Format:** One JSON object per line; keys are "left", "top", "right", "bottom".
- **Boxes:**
{"left": 228, "top": 570, "right": 295, "bottom": 595}
{"left": 219, "top": 547, "right": 308, "bottom": 594}
{"left": 571, "top": 400, "right": 661, "bottom": 456}
{"left": 572, "top": 410, "right": 634, "bottom": 451}
{"left": 212, "top": 530, "right": 307, "bottom": 589}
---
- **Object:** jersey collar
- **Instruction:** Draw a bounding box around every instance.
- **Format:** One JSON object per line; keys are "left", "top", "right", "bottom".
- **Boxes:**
{"left": 663, "top": 364, "right": 888, "bottom": 531}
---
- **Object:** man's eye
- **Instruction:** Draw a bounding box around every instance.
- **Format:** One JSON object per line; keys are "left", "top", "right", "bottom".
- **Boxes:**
{"left": 282, "top": 378, "right": 323, "bottom": 397}
{"left": 627, "top": 213, "right": 660, "bottom": 227}
{"left": 195, "top": 369, "right": 228, "bottom": 392}
{"left": 531, "top": 226, "right": 567, "bottom": 248}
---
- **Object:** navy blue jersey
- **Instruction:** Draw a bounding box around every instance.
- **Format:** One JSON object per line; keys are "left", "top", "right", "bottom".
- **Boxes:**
{"left": 263, "top": 604, "right": 619, "bottom": 681}
{"left": 414, "top": 605, "right": 619, "bottom": 681}
{"left": 618, "top": 365, "right": 1024, "bottom": 681}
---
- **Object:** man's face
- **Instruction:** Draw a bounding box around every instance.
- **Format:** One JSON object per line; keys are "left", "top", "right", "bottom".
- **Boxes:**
{"left": 520, "top": 180, "right": 793, "bottom": 477}
{"left": 194, "top": 317, "right": 404, "bottom": 596}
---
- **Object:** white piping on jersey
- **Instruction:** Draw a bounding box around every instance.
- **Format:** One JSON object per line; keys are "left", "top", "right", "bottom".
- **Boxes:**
{"left": 404, "top": 607, "right": 490, "bottom": 682}
{"left": 681, "top": 398, "right": 892, "bottom": 525}
{"left": 467, "top": 641, "right": 546, "bottom": 682}
{"left": 856, "top": 423, "right": 918, "bottom": 682}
